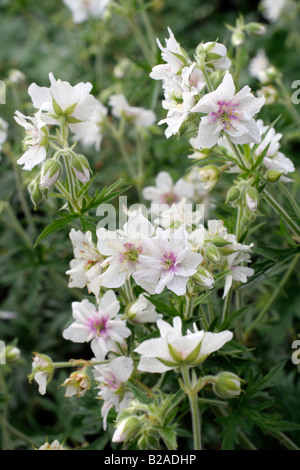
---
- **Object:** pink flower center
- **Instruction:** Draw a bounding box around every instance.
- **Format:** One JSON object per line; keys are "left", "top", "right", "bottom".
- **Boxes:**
{"left": 120, "top": 242, "right": 143, "bottom": 264}
{"left": 103, "top": 371, "right": 121, "bottom": 390}
{"left": 210, "top": 100, "right": 239, "bottom": 131}
{"left": 161, "top": 251, "right": 177, "bottom": 271}
{"left": 87, "top": 313, "right": 109, "bottom": 337}
{"left": 162, "top": 191, "right": 179, "bottom": 205}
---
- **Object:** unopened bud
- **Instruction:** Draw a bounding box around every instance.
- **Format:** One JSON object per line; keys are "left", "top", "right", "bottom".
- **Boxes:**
{"left": 192, "top": 266, "right": 214, "bottom": 288}
{"left": 72, "top": 154, "right": 91, "bottom": 184}
{"left": 112, "top": 416, "right": 141, "bottom": 443}
{"left": 265, "top": 169, "right": 284, "bottom": 183}
{"left": 5, "top": 346, "right": 21, "bottom": 363}
{"left": 28, "top": 180, "right": 44, "bottom": 209}
{"left": 231, "top": 29, "right": 245, "bottom": 47}
{"left": 212, "top": 371, "right": 242, "bottom": 399}
{"left": 40, "top": 159, "right": 61, "bottom": 189}
{"left": 226, "top": 186, "right": 241, "bottom": 204}
{"left": 205, "top": 244, "right": 222, "bottom": 263}
{"left": 245, "top": 22, "right": 266, "bottom": 35}
{"left": 198, "top": 165, "right": 219, "bottom": 191}
{"left": 245, "top": 188, "right": 259, "bottom": 212}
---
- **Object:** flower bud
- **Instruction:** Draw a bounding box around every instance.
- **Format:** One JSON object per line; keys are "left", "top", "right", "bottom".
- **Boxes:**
{"left": 112, "top": 416, "right": 141, "bottom": 443}
{"left": 71, "top": 154, "right": 91, "bottom": 184}
{"left": 245, "top": 188, "right": 259, "bottom": 212}
{"left": 192, "top": 266, "right": 214, "bottom": 288}
{"left": 231, "top": 29, "right": 245, "bottom": 47}
{"left": 212, "top": 371, "right": 242, "bottom": 399}
{"left": 197, "top": 165, "right": 219, "bottom": 191}
{"left": 205, "top": 244, "right": 222, "bottom": 263}
{"left": 257, "top": 85, "right": 278, "bottom": 105}
{"left": 226, "top": 186, "right": 241, "bottom": 204}
{"left": 5, "top": 346, "right": 21, "bottom": 363}
{"left": 245, "top": 22, "right": 266, "bottom": 35}
{"left": 265, "top": 169, "right": 284, "bottom": 183}
{"left": 40, "top": 159, "right": 61, "bottom": 189}
{"left": 28, "top": 180, "right": 44, "bottom": 209}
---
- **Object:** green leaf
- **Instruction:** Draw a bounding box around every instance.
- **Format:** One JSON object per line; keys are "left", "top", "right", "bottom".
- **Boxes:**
{"left": 34, "top": 214, "right": 79, "bottom": 247}
{"left": 127, "top": 382, "right": 152, "bottom": 405}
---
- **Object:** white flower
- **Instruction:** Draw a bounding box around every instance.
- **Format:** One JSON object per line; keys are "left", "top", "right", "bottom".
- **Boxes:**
{"left": 158, "top": 63, "right": 200, "bottom": 138}
{"left": 223, "top": 252, "right": 255, "bottom": 298}
{"left": 143, "top": 171, "right": 194, "bottom": 207}
{"left": 62, "top": 291, "right": 131, "bottom": 359}
{"left": 260, "top": 0, "right": 286, "bottom": 22}
{"left": 72, "top": 99, "right": 108, "bottom": 151}
{"left": 150, "top": 27, "right": 189, "bottom": 81}
{"left": 66, "top": 229, "right": 103, "bottom": 302}
{"left": 109, "top": 94, "right": 156, "bottom": 127}
{"left": 28, "top": 73, "right": 98, "bottom": 132}
{"left": 191, "top": 72, "right": 265, "bottom": 148}
{"left": 134, "top": 316, "right": 233, "bottom": 373}
{"left": 196, "top": 42, "right": 231, "bottom": 71}
{"left": 39, "top": 440, "right": 64, "bottom": 450}
{"left": 14, "top": 111, "right": 48, "bottom": 170}
{"left": 127, "top": 294, "right": 162, "bottom": 323}
{"left": 133, "top": 226, "right": 203, "bottom": 296}
{"left": 30, "top": 353, "right": 53, "bottom": 396}
{"left": 63, "top": 0, "right": 111, "bottom": 23}
{"left": 248, "top": 49, "right": 271, "bottom": 84}
{"left": 254, "top": 120, "right": 295, "bottom": 180}
{"left": 97, "top": 212, "right": 155, "bottom": 289}
{"left": 93, "top": 356, "right": 134, "bottom": 430}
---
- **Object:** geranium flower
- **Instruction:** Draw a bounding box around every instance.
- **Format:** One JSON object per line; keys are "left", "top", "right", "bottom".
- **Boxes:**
{"left": 14, "top": 111, "right": 48, "bottom": 170}
{"left": 143, "top": 171, "right": 194, "bottom": 207}
{"left": 134, "top": 316, "right": 233, "bottom": 373}
{"left": 126, "top": 294, "right": 162, "bottom": 323}
{"left": 133, "top": 226, "right": 203, "bottom": 296}
{"left": 62, "top": 291, "right": 131, "bottom": 359}
{"left": 66, "top": 229, "right": 104, "bottom": 302}
{"left": 28, "top": 73, "right": 98, "bottom": 132}
{"left": 191, "top": 72, "right": 265, "bottom": 148}
{"left": 63, "top": 0, "right": 111, "bottom": 23}
{"left": 93, "top": 356, "right": 134, "bottom": 430}
{"left": 97, "top": 212, "right": 155, "bottom": 289}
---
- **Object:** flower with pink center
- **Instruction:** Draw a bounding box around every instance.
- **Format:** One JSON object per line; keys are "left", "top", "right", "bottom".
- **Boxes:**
{"left": 14, "top": 110, "right": 48, "bottom": 171}
{"left": 93, "top": 356, "right": 134, "bottom": 430}
{"left": 62, "top": 290, "right": 131, "bottom": 359}
{"left": 133, "top": 226, "right": 203, "bottom": 296}
{"left": 191, "top": 72, "right": 265, "bottom": 149}
{"left": 97, "top": 212, "right": 155, "bottom": 288}
{"left": 142, "top": 171, "right": 194, "bottom": 210}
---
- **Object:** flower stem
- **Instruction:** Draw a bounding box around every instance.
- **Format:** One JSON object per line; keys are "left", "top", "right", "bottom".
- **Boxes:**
{"left": 181, "top": 366, "right": 202, "bottom": 450}
{"left": 184, "top": 295, "right": 194, "bottom": 320}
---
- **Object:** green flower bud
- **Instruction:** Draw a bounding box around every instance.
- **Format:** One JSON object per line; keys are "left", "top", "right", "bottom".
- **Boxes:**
{"left": 197, "top": 165, "right": 219, "bottom": 191}
{"left": 245, "top": 187, "right": 259, "bottom": 212}
{"left": 205, "top": 244, "right": 222, "bottom": 263}
{"left": 265, "top": 170, "right": 284, "bottom": 183}
{"left": 5, "top": 346, "right": 21, "bottom": 364}
{"left": 212, "top": 371, "right": 242, "bottom": 399}
{"left": 244, "top": 22, "right": 266, "bottom": 36}
{"left": 28, "top": 180, "right": 44, "bottom": 209}
{"left": 112, "top": 416, "right": 141, "bottom": 443}
{"left": 192, "top": 266, "right": 214, "bottom": 288}
{"left": 226, "top": 186, "right": 241, "bottom": 204}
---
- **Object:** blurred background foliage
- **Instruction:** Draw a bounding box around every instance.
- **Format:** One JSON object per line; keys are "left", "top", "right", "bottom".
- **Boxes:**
{"left": 0, "top": 0, "right": 299, "bottom": 450}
